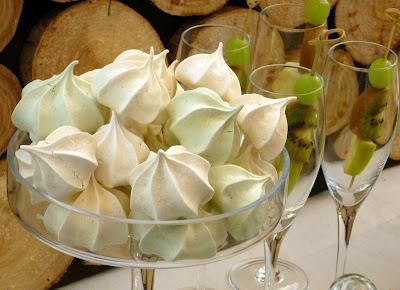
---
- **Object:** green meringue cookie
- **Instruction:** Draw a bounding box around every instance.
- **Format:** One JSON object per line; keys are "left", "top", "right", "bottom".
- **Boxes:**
{"left": 209, "top": 164, "right": 275, "bottom": 241}
{"left": 12, "top": 61, "right": 108, "bottom": 142}
{"left": 131, "top": 210, "right": 227, "bottom": 261}
{"left": 167, "top": 88, "right": 242, "bottom": 165}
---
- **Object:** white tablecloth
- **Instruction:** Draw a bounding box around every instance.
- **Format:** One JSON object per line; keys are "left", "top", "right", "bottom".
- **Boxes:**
{"left": 58, "top": 166, "right": 400, "bottom": 290}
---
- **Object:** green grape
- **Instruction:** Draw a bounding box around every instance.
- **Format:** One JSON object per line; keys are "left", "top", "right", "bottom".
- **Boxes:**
{"left": 304, "top": 0, "right": 330, "bottom": 26}
{"left": 293, "top": 73, "right": 322, "bottom": 105}
{"left": 368, "top": 57, "right": 394, "bottom": 89}
{"left": 224, "top": 35, "right": 251, "bottom": 67}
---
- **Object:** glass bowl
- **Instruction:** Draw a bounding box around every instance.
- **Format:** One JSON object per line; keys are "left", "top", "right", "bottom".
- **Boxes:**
{"left": 7, "top": 130, "right": 290, "bottom": 272}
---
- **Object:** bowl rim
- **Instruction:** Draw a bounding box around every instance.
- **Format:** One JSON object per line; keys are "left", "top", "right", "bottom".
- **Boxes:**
{"left": 7, "top": 130, "right": 290, "bottom": 226}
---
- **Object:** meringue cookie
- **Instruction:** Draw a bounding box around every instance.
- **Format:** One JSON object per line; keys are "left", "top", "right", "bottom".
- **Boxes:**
{"left": 131, "top": 210, "right": 227, "bottom": 261}
{"left": 12, "top": 61, "right": 107, "bottom": 142}
{"left": 19, "top": 126, "right": 98, "bottom": 201}
{"left": 233, "top": 142, "right": 278, "bottom": 180}
{"left": 175, "top": 43, "right": 241, "bottom": 102}
{"left": 130, "top": 146, "right": 214, "bottom": 220}
{"left": 94, "top": 111, "right": 149, "bottom": 188}
{"left": 114, "top": 49, "right": 177, "bottom": 97}
{"left": 44, "top": 176, "right": 129, "bottom": 252}
{"left": 231, "top": 94, "right": 296, "bottom": 160}
{"left": 209, "top": 164, "right": 275, "bottom": 241}
{"left": 91, "top": 48, "right": 170, "bottom": 125}
{"left": 167, "top": 88, "right": 242, "bottom": 165}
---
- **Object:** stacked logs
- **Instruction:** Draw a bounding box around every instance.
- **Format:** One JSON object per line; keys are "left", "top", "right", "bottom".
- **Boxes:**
{"left": 1, "top": 0, "right": 400, "bottom": 288}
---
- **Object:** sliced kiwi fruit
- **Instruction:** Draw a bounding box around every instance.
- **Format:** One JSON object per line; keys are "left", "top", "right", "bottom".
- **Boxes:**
{"left": 287, "top": 104, "right": 318, "bottom": 128}
{"left": 288, "top": 159, "right": 303, "bottom": 194}
{"left": 344, "top": 134, "right": 377, "bottom": 177}
{"left": 286, "top": 127, "right": 314, "bottom": 163}
{"left": 349, "top": 87, "right": 389, "bottom": 140}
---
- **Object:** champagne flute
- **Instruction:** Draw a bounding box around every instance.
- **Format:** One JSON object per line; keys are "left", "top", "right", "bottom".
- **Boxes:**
{"left": 322, "top": 40, "right": 398, "bottom": 277}
{"left": 177, "top": 23, "right": 252, "bottom": 290}
{"left": 229, "top": 63, "right": 325, "bottom": 290}
{"left": 329, "top": 274, "right": 377, "bottom": 290}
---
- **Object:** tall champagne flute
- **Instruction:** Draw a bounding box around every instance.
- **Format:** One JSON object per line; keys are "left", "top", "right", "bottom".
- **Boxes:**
{"left": 178, "top": 24, "right": 252, "bottom": 92}
{"left": 322, "top": 41, "right": 398, "bottom": 277}
{"left": 177, "top": 24, "right": 252, "bottom": 290}
{"left": 229, "top": 64, "right": 325, "bottom": 290}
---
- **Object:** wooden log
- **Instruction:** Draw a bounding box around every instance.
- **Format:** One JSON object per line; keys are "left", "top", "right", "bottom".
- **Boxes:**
{"left": 0, "top": 65, "right": 21, "bottom": 156}
{"left": 21, "top": 0, "right": 164, "bottom": 83}
{"left": 0, "top": 0, "right": 23, "bottom": 52}
{"left": 335, "top": 0, "right": 400, "bottom": 65}
{"left": 149, "top": 0, "right": 228, "bottom": 16}
{"left": 168, "top": 6, "right": 284, "bottom": 67}
{"left": 325, "top": 49, "right": 358, "bottom": 136}
{"left": 0, "top": 159, "right": 73, "bottom": 290}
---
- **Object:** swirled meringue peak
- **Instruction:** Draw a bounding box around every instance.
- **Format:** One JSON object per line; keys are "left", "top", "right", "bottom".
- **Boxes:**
{"left": 44, "top": 176, "right": 129, "bottom": 252}
{"left": 209, "top": 164, "right": 275, "bottom": 241}
{"left": 233, "top": 142, "right": 278, "bottom": 180}
{"left": 175, "top": 43, "right": 241, "bottom": 102}
{"left": 11, "top": 61, "right": 108, "bottom": 142}
{"left": 167, "top": 88, "right": 242, "bottom": 165}
{"left": 114, "top": 49, "right": 177, "bottom": 97}
{"left": 130, "top": 145, "right": 214, "bottom": 220}
{"left": 19, "top": 126, "right": 98, "bottom": 201}
{"left": 94, "top": 111, "right": 149, "bottom": 188}
{"left": 91, "top": 48, "right": 170, "bottom": 125}
{"left": 231, "top": 94, "right": 296, "bottom": 161}
{"left": 131, "top": 210, "right": 227, "bottom": 261}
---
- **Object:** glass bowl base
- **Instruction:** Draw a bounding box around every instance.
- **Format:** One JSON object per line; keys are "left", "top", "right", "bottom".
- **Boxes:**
{"left": 228, "top": 258, "right": 308, "bottom": 290}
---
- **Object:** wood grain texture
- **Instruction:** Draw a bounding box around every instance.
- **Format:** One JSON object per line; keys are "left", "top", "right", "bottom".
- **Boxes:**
{"left": 335, "top": 0, "right": 400, "bottom": 64}
{"left": 150, "top": 0, "right": 228, "bottom": 16}
{"left": 22, "top": 0, "right": 164, "bottom": 82}
{"left": 0, "top": 159, "right": 73, "bottom": 290}
{"left": 0, "top": 65, "right": 21, "bottom": 156}
{"left": 0, "top": 0, "right": 23, "bottom": 52}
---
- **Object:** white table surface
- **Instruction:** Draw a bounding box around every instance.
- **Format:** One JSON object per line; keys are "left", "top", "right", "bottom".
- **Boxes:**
{"left": 58, "top": 166, "right": 400, "bottom": 290}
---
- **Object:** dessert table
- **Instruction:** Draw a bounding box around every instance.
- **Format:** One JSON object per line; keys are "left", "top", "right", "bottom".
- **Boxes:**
{"left": 57, "top": 165, "right": 400, "bottom": 290}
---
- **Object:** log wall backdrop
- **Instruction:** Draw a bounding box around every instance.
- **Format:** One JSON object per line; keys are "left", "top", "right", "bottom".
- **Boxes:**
{"left": 0, "top": 0, "right": 400, "bottom": 289}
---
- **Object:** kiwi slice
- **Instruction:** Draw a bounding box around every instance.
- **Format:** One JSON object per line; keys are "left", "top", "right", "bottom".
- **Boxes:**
{"left": 286, "top": 127, "right": 314, "bottom": 163}
{"left": 349, "top": 87, "right": 389, "bottom": 140}
{"left": 288, "top": 159, "right": 303, "bottom": 194}
{"left": 344, "top": 134, "right": 377, "bottom": 177}
{"left": 287, "top": 104, "right": 318, "bottom": 128}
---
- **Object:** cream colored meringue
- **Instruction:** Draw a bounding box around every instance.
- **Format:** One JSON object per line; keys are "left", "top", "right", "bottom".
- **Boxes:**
{"left": 12, "top": 61, "right": 107, "bottom": 142}
{"left": 19, "top": 126, "right": 98, "bottom": 201}
{"left": 131, "top": 210, "right": 227, "bottom": 261}
{"left": 114, "top": 49, "right": 177, "bottom": 97}
{"left": 231, "top": 94, "right": 296, "bottom": 161}
{"left": 44, "top": 176, "right": 129, "bottom": 252}
{"left": 130, "top": 146, "right": 214, "bottom": 220}
{"left": 91, "top": 48, "right": 170, "bottom": 125}
{"left": 209, "top": 164, "right": 275, "bottom": 241}
{"left": 94, "top": 111, "right": 149, "bottom": 188}
{"left": 233, "top": 142, "right": 278, "bottom": 180}
{"left": 175, "top": 43, "right": 241, "bottom": 102}
{"left": 167, "top": 88, "right": 242, "bottom": 165}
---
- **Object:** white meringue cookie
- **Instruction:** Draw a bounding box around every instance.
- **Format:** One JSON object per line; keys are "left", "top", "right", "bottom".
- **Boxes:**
{"left": 130, "top": 146, "right": 214, "bottom": 220}
{"left": 175, "top": 43, "right": 241, "bottom": 102}
{"left": 131, "top": 210, "right": 227, "bottom": 261}
{"left": 167, "top": 88, "right": 242, "bottom": 165}
{"left": 91, "top": 48, "right": 170, "bottom": 125}
{"left": 12, "top": 61, "right": 107, "bottom": 142}
{"left": 233, "top": 142, "right": 278, "bottom": 180}
{"left": 44, "top": 176, "right": 129, "bottom": 252}
{"left": 114, "top": 49, "right": 177, "bottom": 97}
{"left": 19, "top": 126, "right": 98, "bottom": 201}
{"left": 94, "top": 111, "right": 149, "bottom": 188}
{"left": 231, "top": 94, "right": 296, "bottom": 160}
{"left": 209, "top": 164, "right": 275, "bottom": 241}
